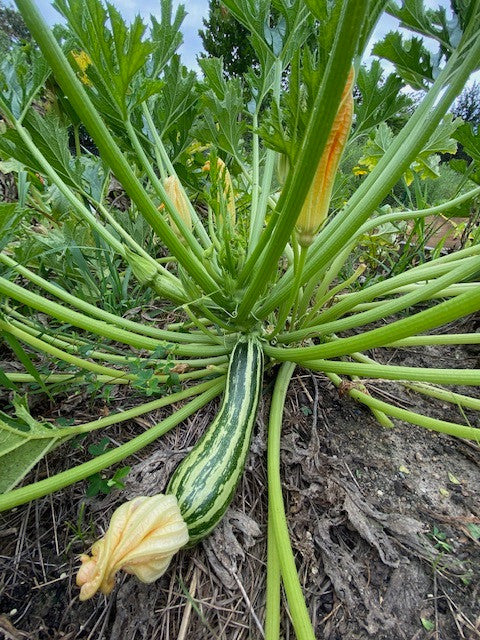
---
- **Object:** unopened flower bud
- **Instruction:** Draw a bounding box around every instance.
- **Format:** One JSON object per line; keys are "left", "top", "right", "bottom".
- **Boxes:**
{"left": 276, "top": 153, "right": 290, "bottom": 186}
{"left": 125, "top": 248, "right": 158, "bottom": 286}
{"left": 161, "top": 176, "right": 192, "bottom": 239}
{"left": 296, "top": 68, "right": 355, "bottom": 247}
{"left": 76, "top": 494, "right": 189, "bottom": 600}
{"left": 202, "top": 157, "right": 236, "bottom": 224}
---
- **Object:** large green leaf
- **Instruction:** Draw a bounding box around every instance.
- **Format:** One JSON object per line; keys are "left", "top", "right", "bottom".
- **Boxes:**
{"left": 372, "top": 32, "right": 433, "bottom": 90}
{"left": 53, "top": 0, "right": 155, "bottom": 117}
{"left": 150, "top": 0, "right": 186, "bottom": 76}
{"left": 354, "top": 61, "right": 410, "bottom": 138}
{"left": 0, "top": 47, "right": 50, "bottom": 120}
{"left": 256, "top": 47, "right": 323, "bottom": 162}
{"left": 0, "top": 110, "right": 80, "bottom": 188}
{"left": 152, "top": 57, "right": 197, "bottom": 139}
{"left": 454, "top": 122, "right": 480, "bottom": 164}
{"left": 387, "top": 0, "right": 453, "bottom": 48}
{"left": 0, "top": 397, "right": 69, "bottom": 492}
{"left": 357, "top": 114, "right": 460, "bottom": 184}
{"left": 195, "top": 59, "right": 246, "bottom": 161}
{"left": 451, "top": 122, "right": 480, "bottom": 184}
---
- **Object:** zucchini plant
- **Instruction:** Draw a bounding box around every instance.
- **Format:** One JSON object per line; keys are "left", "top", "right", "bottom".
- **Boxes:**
{"left": 1, "top": 0, "right": 480, "bottom": 637}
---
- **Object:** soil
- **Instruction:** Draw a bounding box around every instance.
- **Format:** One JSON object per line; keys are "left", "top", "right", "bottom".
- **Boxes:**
{"left": 0, "top": 328, "right": 479, "bottom": 640}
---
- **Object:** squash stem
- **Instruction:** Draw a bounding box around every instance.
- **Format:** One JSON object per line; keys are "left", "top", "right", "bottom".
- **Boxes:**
{"left": 265, "top": 507, "right": 281, "bottom": 640}
{"left": 0, "top": 377, "right": 225, "bottom": 512}
{"left": 268, "top": 361, "right": 315, "bottom": 640}
{"left": 324, "top": 371, "right": 480, "bottom": 441}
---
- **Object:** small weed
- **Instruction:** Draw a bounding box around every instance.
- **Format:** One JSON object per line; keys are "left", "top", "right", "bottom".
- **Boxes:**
{"left": 85, "top": 466, "right": 131, "bottom": 497}
{"left": 65, "top": 502, "right": 96, "bottom": 552}
{"left": 428, "top": 526, "right": 453, "bottom": 553}
{"left": 420, "top": 617, "right": 434, "bottom": 631}
{"left": 85, "top": 436, "right": 130, "bottom": 497}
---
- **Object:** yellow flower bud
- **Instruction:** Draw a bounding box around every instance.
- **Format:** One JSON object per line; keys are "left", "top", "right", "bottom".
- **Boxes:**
{"left": 296, "top": 68, "right": 355, "bottom": 247}
{"left": 161, "top": 176, "right": 192, "bottom": 239}
{"left": 202, "top": 157, "right": 236, "bottom": 224}
{"left": 76, "top": 494, "right": 189, "bottom": 600}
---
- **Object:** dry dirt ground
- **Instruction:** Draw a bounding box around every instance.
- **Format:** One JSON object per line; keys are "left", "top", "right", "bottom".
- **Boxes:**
{"left": 0, "top": 330, "right": 479, "bottom": 640}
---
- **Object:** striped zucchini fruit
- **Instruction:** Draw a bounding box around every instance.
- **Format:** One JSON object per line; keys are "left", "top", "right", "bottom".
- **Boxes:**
{"left": 167, "top": 336, "right": 263, "bottom": 545}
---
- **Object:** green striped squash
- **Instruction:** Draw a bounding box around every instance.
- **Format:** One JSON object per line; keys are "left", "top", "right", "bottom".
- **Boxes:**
{"left": 167, "top": 336, "right": 263, "bottom": 544}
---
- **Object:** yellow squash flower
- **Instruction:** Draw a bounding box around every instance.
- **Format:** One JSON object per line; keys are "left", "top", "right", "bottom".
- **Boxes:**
{"left": 71, "top": 50, "right": 92, "bottom": 86}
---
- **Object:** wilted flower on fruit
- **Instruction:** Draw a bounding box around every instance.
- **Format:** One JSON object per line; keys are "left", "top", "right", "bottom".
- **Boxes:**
{"left": 296, "top": 68, "right": 355, "bottom": 247}
{"left": 76, "top": 494, "right": 188, "bottom": 600}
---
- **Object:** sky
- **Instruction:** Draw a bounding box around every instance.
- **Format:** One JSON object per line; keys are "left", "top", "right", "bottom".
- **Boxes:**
{"left": 34, "top": 0, "right": 451, "bottom": 72}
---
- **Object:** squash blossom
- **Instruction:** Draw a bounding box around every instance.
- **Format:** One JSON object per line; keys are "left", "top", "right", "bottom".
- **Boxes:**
{"left": 71, "top": 51, "right": 92, "bottom": 86}
{"left": 202, "top": 158, "right": 236, "bottom": 224}
{"left": 295, "top": 68, "right": 355, "bottom": 247}
{"left": 76, "top": 494, "right": 188, "bottom": 600}
{"left": 159, "top": 176, "right": 192, "bottom": 239}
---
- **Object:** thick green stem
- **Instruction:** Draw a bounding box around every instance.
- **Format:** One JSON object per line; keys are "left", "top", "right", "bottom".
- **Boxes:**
{"left": 3, "top": 377, "right": 225, "bottom": 439}
{"left": 236, "top": 0, "right": 367, "bottom": 322}
{"left": 124, "top": 118, "right": 209, "bottom": 266}
{"left": 403, "top": 382, "right": 480, "bottom": 411}
{"left": 272, "top": 244, "right": 308, "bottom": 338}
{"left": 382, "top": 282, "right": 478, "bottom": 297}
{"left": 311, "top": 256, "right": 478, "bottom": 327}
{"left": 0, "top": 378, "right": 224, "bottom": 511}
{"left": 5, "top": 372, "right": 129, "bottom": 384}
{"left": 296, "top": 255, "right": 480, "bottom": 340}
{"left": 355, "top": 186, "right": 480, "bottom": 237}
{"left": 266, "top": 286, "right": 480, "bottom": 361}
{"left": 0, "top": 319, "right": 132, "bottom": 381}
{"left": 303, "top": 263, "right": 366, "bottom": 326}
{"left": 249, "top": 112, "right": 261, "bottom": 245}
{"left": 278, "top": 254, "right": 480, "bottom": 344}
{"left": 0, "top": 255, "right": 190, "bottom": 342}
{"left": 265, "top": 507, "right": 281, "bottom": 640}
{"left": 268, "top": 362, "right": 316, "bottom": 640}
{"left": 5, "top": 312, "right": 231, "bottom": 366}
{"left": 248, "top": 61, "right": 283, "bottom": 258}
{"left": 385, "top": 333, "right": 480, "bottom": 347}
{"left": 141, "top": 103, "right": 211, "bottom": 248}
{"left": 0, "top": 318, "right": 224, "bottom": 385}
{"left": 0, "top": 276, "right": 231, "bottom": 356}
{"left": 326, "top": 372, "right": 480, "bottom": 440}
{"left": 257, "top": 35, "right": 480, "bottom": 319}
{"left": 304, "top": 359, "right": 480, "bottom": 385}
{"left": 296, "top": 243, "right": 353, "bottom": 324}
{"left": 85, "top": 194, "right": 185, "bottom": 293}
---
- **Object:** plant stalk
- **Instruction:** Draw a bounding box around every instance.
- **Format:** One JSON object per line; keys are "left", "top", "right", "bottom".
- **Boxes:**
{"left": 268, "top": 361, "right": 316, "bottom": 640}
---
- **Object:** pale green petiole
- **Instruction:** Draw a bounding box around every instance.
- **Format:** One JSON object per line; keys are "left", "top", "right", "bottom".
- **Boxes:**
{"left": 0, "top": 378, "right": 225, "bottom": 512}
